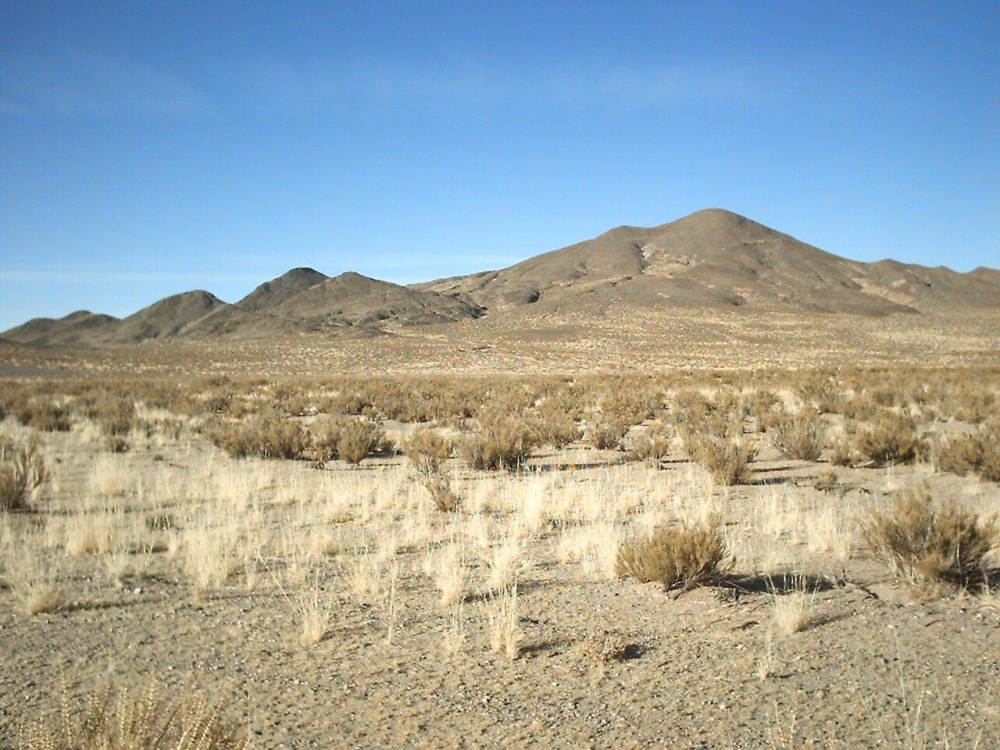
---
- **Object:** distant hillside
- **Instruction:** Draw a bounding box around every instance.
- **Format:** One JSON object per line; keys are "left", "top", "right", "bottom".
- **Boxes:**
{"left": 3, "top": 209, "right": 997, "bottom": 348}
{"left": 413, "top": 209, "right": 1000, "bottom": 316}
{"left": 237, "top": 267, "right": 329, "bottom": 312}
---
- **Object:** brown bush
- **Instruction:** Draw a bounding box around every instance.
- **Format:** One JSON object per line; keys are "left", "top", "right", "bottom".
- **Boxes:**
{"left": 335, "top": 418, "right": 386, "bottom": 465}
{"left": 857, "top": 410, "right": 923, "bottom": 466}
{"left": 459, "top": 414, "right": 537, "bottom": 471}
{"left": 22, "top": 680, "right": 248, "bottom": 750}
{"left": 0, "top": 436, "right": 46, "bottom": 511}
{"left": 861, "top": 485, "right": 999, "bottom": 589}
{"left": 15, "top": 399, "right": 72, "bottom": 432}
{"left": 935, "top": 420, "right": 1000, "bottom": 483}
{"left": 616, "top": 522, "right": 732, "bottom": 591}
{"left": 769, "top": 412, "right": 825, "bottom": 461}
{"left": 589, "top": 418, "right": 631, "bottom": 450}
{"left": 205, "top": 410, "right": 310, "bottom": 460}
{"left": 628, "top": 424, "right": 673, "bottom": 462}
{"left": 404, "top": 428, "right": 459, "bottom": 511}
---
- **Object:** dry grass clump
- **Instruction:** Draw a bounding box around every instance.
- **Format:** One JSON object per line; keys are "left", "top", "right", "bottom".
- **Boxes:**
{"left": 404, "top": 428, "right": 459, "bottom": 511}
{"left": 331, "top": 417, "right": 387, "bottom": 465}
{"left": 14, "top": 398, "right": 73, "bottom": 432}
{"left": 934, "top": 420, "right": 1000, "bottom": 483}
{"left": 685, "top": 429, "right": 757, "bottom": 486}
{"left": 674, "top": 392, "right": 756, "bottom": 484}
{"left": 616, "top": 521, "right": 733, "bottom": 591}
{"left": 589, "top": 418, "right": 631, "bottom": 450}
{"left": 856, "top": 410, "right": 924, "bottom": 467}
{"left": 768, "top": 412, "right": 825, "bottom": 461}
{"left": 21, "top": 680, "right": 248, "bottom": 750}
{"left": 205, "top": 409, "right": 310, "bottom": 460}
{"left": 0, "top": 435, "right": 46, "bottom": 511}
{"left": 861, "top": 485, "right": 999, "bottom": 589}
{"left": 629, "top": 423, "right": 673, "bottom": 462}
{"left": 459, "top": 414, "right": 537, "bottom": 471}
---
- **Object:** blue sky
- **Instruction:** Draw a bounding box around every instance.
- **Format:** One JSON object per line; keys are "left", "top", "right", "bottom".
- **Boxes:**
{"left": 2, "top": 1, "right": 998, "bottom": 331}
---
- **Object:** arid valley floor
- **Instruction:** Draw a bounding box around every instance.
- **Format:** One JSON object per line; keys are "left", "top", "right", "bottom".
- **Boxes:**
{"left": 1, "top": 304, "right": 999, "bottom": 749}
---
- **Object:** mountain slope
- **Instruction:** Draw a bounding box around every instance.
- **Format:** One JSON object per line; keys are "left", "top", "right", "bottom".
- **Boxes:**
{"left": 0, "top": 311, "right": 120, "bottom": 347}
{"left": 273, "top": 272, "right": 484, "bottom": 329}
{"left": 237, "top": 267, "right": 329, "bottom": 312}
{"left": 414, "top": 209, "right": 937, "bottom": 315}
{"left": 3, "top": 209, "right": 997, "bottom": 348}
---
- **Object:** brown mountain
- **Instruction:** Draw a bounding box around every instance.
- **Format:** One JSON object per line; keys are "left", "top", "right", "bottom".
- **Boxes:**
{"left": 107, "top": 290, "right": 234, "bottom": 344}
{"left": 271, "top": 272, "right": 484, "bottom": 329}
{"left": 414, "top": 209, "right": 999, "bottom": 316}
{"left": 2, "top": 209, "right": 997, "bottom": 348}
{"left": 237, "top": 267, "right": 329, "bottom": 312}
{"left": 0, "top": 311, "right": 120, "bottom": 347}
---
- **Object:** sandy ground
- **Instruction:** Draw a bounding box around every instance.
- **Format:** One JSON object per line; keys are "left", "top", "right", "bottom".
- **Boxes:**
{"left": 1, "top": 417, "right": 998, "bottom": 749}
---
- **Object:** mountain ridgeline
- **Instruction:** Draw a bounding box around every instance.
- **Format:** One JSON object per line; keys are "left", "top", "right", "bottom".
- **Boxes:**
{"left": 4, "top": 209, "right": 998, "bottom": 347}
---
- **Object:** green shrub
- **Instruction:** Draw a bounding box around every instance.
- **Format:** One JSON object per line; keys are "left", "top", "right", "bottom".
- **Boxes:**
{"left": 617, "top": 522, "right": 732, "bottom": 591}
{"left": 0, "top": 436, "right": 46, "bottom": 511}
{"left": 861, "top": 485, "right": 999, "bottom": 589}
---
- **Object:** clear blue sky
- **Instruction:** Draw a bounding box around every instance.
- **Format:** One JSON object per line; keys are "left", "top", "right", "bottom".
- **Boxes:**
{"left": 2, "top": 1, "right": 998, "bottom": 331}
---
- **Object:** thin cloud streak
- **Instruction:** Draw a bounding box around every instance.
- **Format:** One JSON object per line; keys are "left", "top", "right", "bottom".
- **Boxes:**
{"left": 229, "top": 57, "right": 778, "bottom": 115}
{"left": 1, "top": 50, "right": 213, "bottom": 118}
{"left": 0, "top": 269, "right": 258, "bottom": 287}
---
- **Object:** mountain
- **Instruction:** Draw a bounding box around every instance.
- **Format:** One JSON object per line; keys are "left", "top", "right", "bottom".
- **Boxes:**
{"left": 0, "top": 310, "right": 120, "bottom": 348}
{"left": 414, "top": 209, "right": 998, "bottom": 316}
{"left": 271, "top": 272, "right": 484, "bottom": 329}
{"left": 237, "top": 267, "right": 329, "bottom": 312}
{"left": 3, "top": 209, "right": 997, "bottom": 348}
{"left": 107, "top": 290, "right": 233, "bottom": 344}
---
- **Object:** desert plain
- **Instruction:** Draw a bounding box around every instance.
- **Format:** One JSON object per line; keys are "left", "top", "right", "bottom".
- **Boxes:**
{"left": 1, "top": 211, "right": 999, "bottom": 749}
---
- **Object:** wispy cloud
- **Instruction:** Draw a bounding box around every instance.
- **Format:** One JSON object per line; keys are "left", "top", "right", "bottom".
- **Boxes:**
{"left": 228, "top": 56, "right": 775, "bottom": 115}
{"left": 0, "top": 269, "right": 256, "bottom": 287}
{"left": 0, "top": 50, "right": 213, "bottom": 118}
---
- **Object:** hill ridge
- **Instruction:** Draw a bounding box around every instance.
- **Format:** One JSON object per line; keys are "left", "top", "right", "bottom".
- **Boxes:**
{"left": 4, "top": 209, "right": 998, "bottom": 347}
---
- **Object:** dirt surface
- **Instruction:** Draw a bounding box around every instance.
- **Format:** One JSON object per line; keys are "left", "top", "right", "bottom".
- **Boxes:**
{"left": 2, "top": 422, "right": 998, "bottom": 748}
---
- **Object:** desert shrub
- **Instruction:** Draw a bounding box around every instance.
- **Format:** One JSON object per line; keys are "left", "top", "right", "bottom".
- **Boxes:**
{"left": 861, "top": 485, "right": 999, "bottom": 588}
{"left": 829, "top": 424, "right": 860, "bottom": 467}
{"left": 15, "top": 399, "right": 72, "bottom": 432}
{"left": 21, "top": 680, "right": 248, "bottom": 750}
{"left": 529, "top": 401, "right": 583, "bottom": 449}
{"left": 336, "top": 417, "right": 386, "bottom": 465}
{"left": 814, "top": 467, "right": 839, "bottom": 493}
{"left": 616, "top": 522, "right": 732, "bottom": 591}
{"left": 857, "top": 411, "right": 924, "bottom": 466}
{"left": 744, "top": 389, "right": 781, "bottom": 430}
{"left": 795, "top": 371, "right": 841, "bottom": 414}
{"left": 628, "top": 424, "right": 673, "bottom": 462}
{"left": 934, "top": 433, "right": 985, "bottom": 477}
{"left": 935, "top": 420, "right": 1000, "bottom": 483}
{"left": 459, "top": 414, "right": 537, "bottom": 471}
{"left": 769, "top": 412, "right": 825, "bottom": 461}
{"left": 589, "top": 418, "right": 631, "bottom": 450}
{"left": 404, "top": 428, "right": 459, "bottom": 511}
{"left": 690, "top": 432, "right": 757, "bottom": 485}
{"left": 205, "top": 410, "right": 310, "bottom": 460}
{"left": 0, "top": 436, "right": 46, "bottom": 511}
